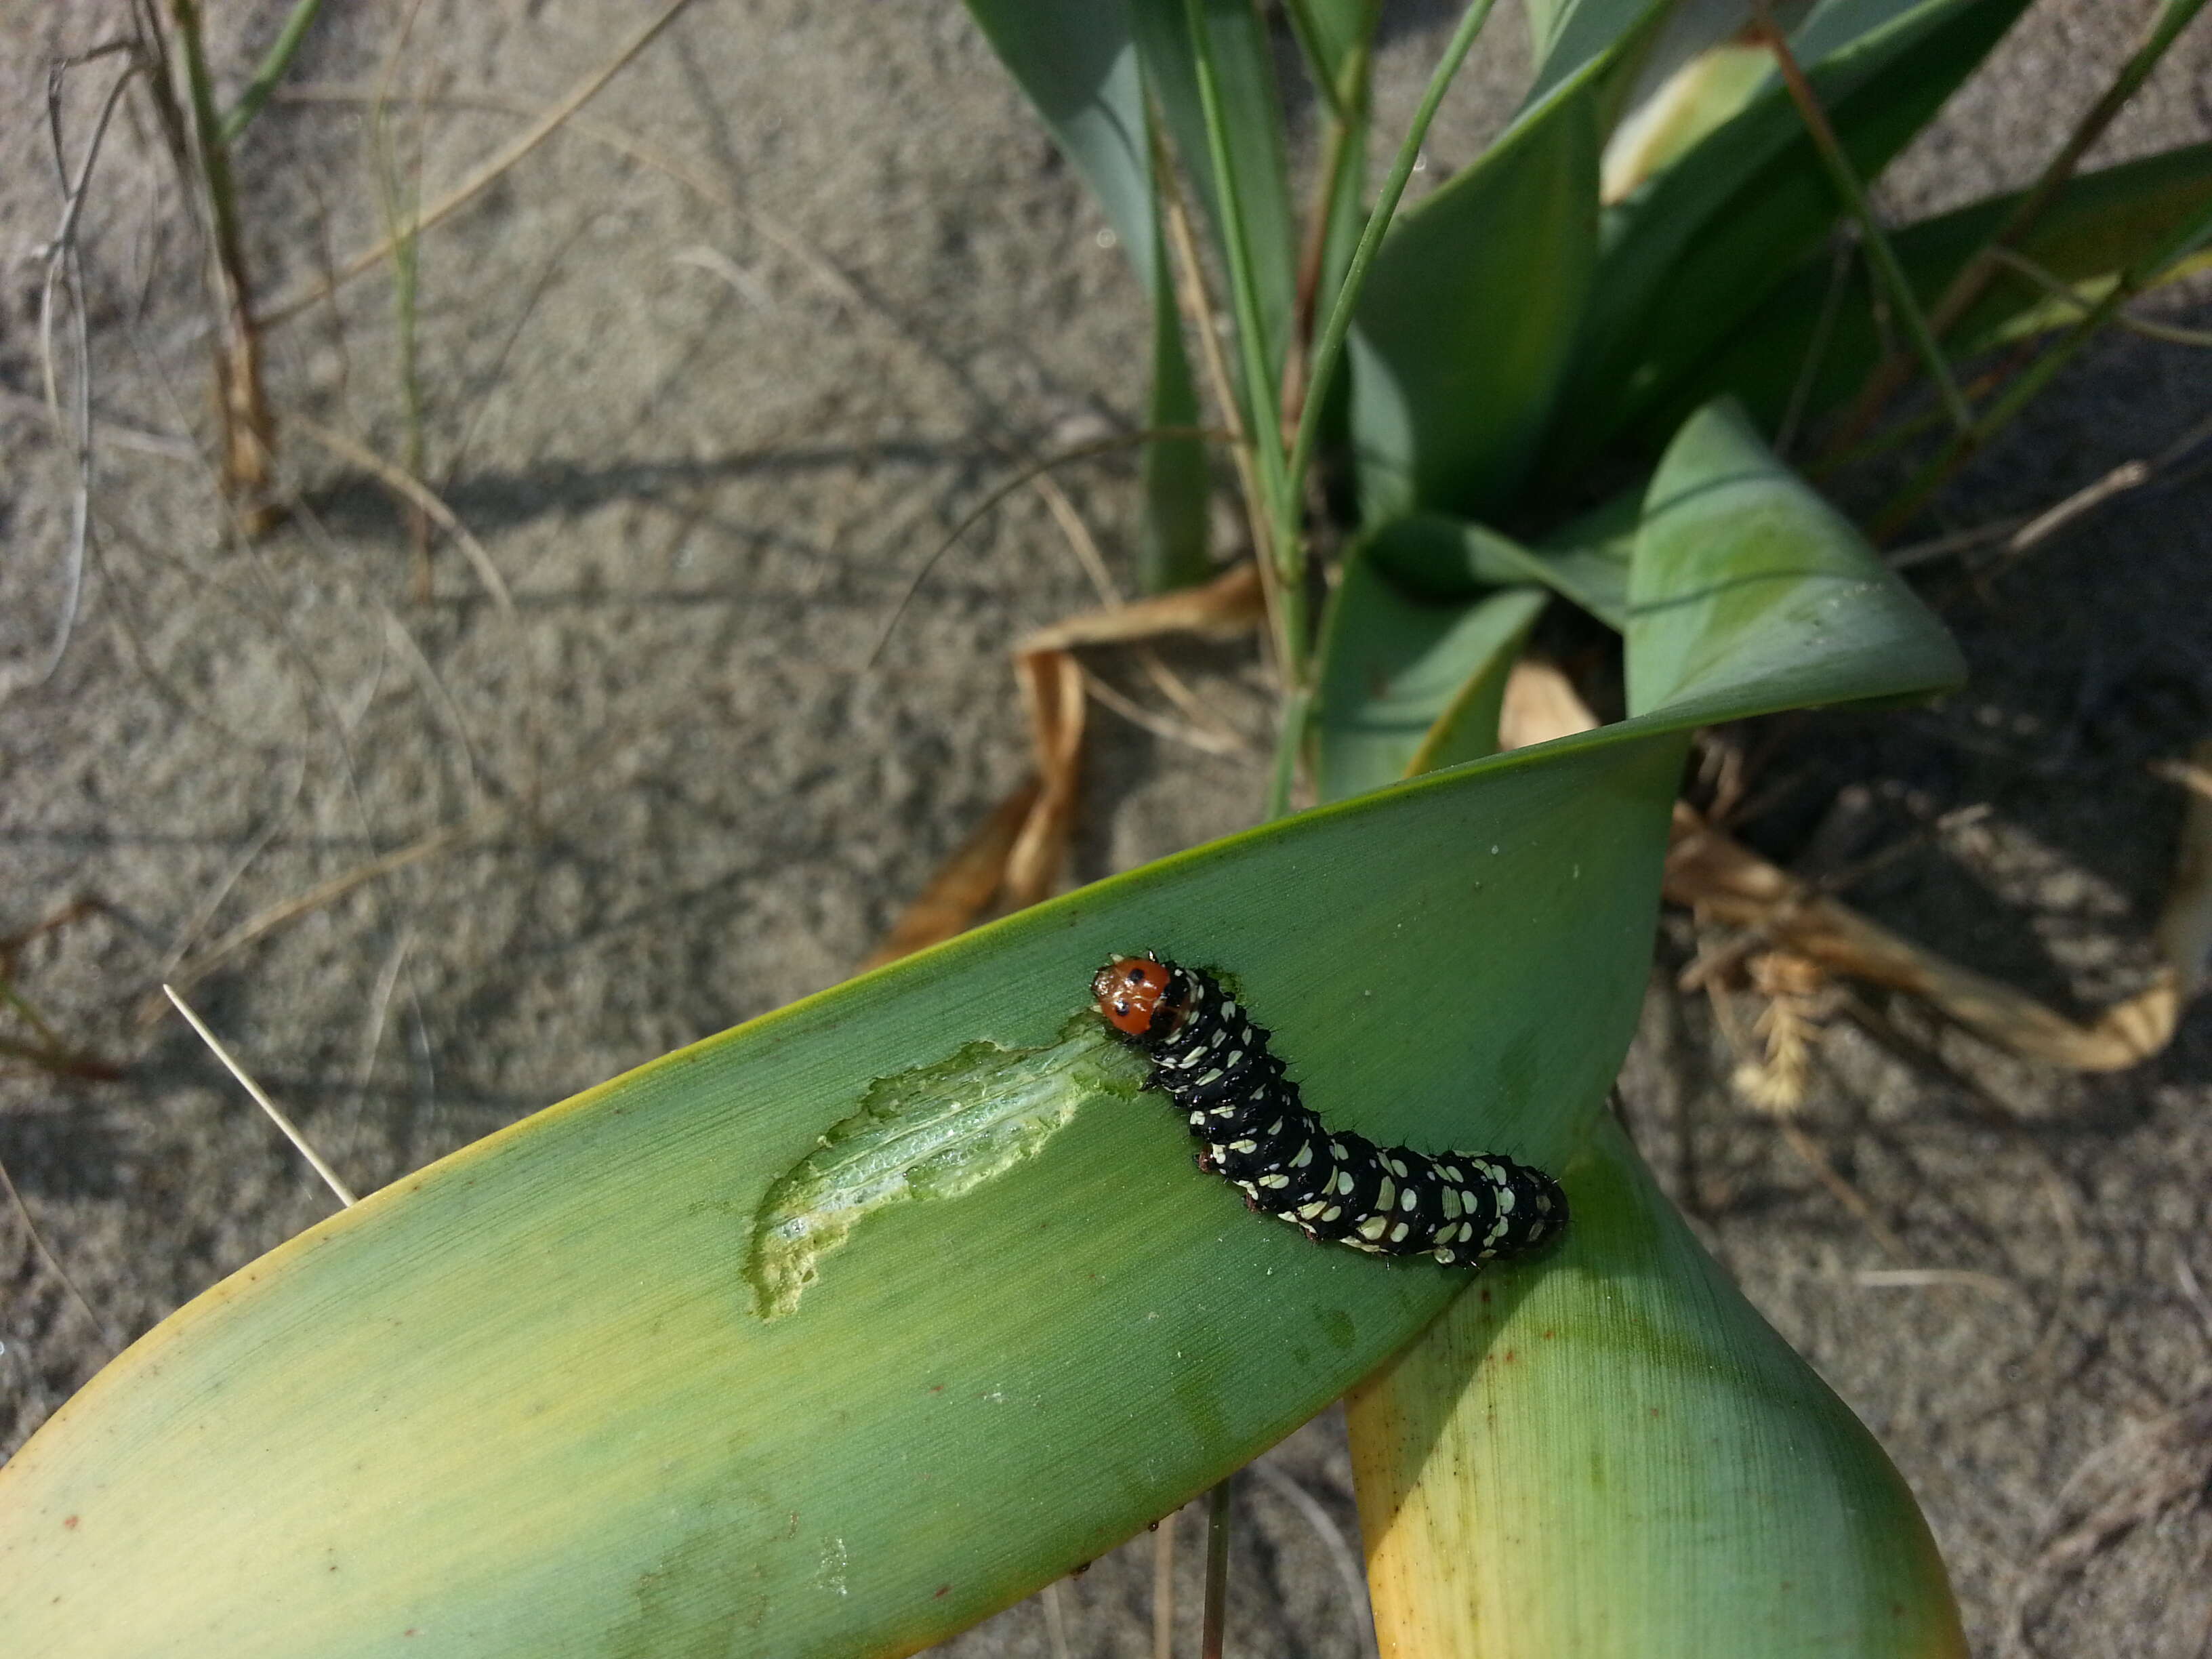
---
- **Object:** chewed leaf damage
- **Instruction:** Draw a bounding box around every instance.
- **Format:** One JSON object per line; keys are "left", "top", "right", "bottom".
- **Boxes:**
{"left": 746, "top": 1017, "right": 1143, "bottom": 1317}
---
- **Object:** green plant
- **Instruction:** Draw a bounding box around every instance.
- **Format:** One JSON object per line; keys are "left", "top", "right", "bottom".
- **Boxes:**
{"left": 5, "top": 2, "right": 2209, "bottom": 1655}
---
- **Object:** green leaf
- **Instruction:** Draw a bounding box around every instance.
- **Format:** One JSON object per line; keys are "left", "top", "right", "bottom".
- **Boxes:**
{"left": 1347, "top": 1115, "right": 1969, "bottom": 1659}
{"left": 1282, "top": 0, "right": 1380, "bottom": 118}
{"left": 1342, "top": 395, "right": 1969, "bottom": 1657}
{"left": 1, "top": 736, "right": 1681, "bottom": 1659}
{"left": 1520, "top": 0, "right": 1676, "bottom": 118}
{"left": 1133, "top": 0, "right": 1298, "bottom": 407}
{"left": 963, "top": 0, "right": 1156, "bottom": 267}
{"left": 0, "top": 406, "right": 1965, "bottom": 1659}
{"left": 1283, "top": 0, "right": 1378, "bottom": 432}
{"left": 1626, "top": 399, "right": 1964, "bottom": 722}
{"left": 1311, "top": 555, "right": 1548, "bottom": 799}
{"left": 1544, "top": 0, "right": 2033, "bottom": 480}
{"left": 1365, "top": 512, "right": 1631, "bottom": 630}
{"left": 1631, "top": 140, "right": 2212, "bottom": 444}
{"left": 962, "top": 1, "right": 1211, "bottom": 589}
{"left": 1348, "top": 70, "right": 1601, "bottom": 523}
{"left": 1141, "top": 240, "right": 1215, "bottom": 590}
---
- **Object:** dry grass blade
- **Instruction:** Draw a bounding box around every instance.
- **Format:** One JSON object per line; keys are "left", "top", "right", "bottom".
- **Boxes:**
{"left": 1004, "top": 650, "right": 1086, "bottom": 909}
{"left": 153, "top": 807, "right": 504, "bottom": 1012}
{"left": 1854, "top": 1267, "right": 2032, "bottom": 1305}
{"left": 1496, "top": 655, "right": 1602, "bottom": 750}
{"left": 2154, "top": 739, "right": 2212, "bottom": 996}
{"left": 272, "top": 79, "right": 867, "bottom": 312}
{"left": 0, "top": 388, "right": 194, "bottom": 461}
{"left": 859, "top": 653, "right": 1086, "bottom": 968}
{"left": 853, "top": 779, "right": 1043, "bottom": 972}
{"left": 289, "top": 416, "right": 517, "bottom": 619}
{"left": 0, "top": 1155, "right": 104, "bottom": 1337}
{"left": 1666, "top": 800, "right": 2188, "bottom": 1070}
{"left": 162, "top": 984, "right": 357, "bottom": 1207}
{"left": 1887, "top": 406, "right": 2212, "bottom": 573}
{"left": 1017, "top": 562, "right": 1264, "bottom": 653}
{"left": 2007, "top": 1387, "right": 2212, "bottom": 1655}
{"left": 1248, "top": 1457, "right": 1378, "bottom": 1659}
{"left": 1747, "top": 0, "right": 1971, "bottom": 435}
{"left": 1039, "top": 1580, "right": 1073, "bottom": 1659}
{"left": 1832, "top": 0, "right": 2211, "bottom": 453}
{"left": 1506, "top": 663, "right": 2207, "bottom": 1067}
{"left": 861, "top": 428, "right": 1223, "bottom": 670}
{"left": 29, "top": 46, "right": 141, "bottom": 694}
{"left": 254, "top": 0, "right": 699, "bottom": 327}
{"left": 1077, "top": 665, "right": 1246, "bottom": 757}
{"left": 1152, "top": 1509, "right": 1177, "bottom": 1659}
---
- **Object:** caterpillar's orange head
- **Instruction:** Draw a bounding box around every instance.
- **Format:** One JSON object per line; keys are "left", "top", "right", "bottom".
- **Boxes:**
{"left": 1092, "top": 955, "right": 1181, "bottom": 1040}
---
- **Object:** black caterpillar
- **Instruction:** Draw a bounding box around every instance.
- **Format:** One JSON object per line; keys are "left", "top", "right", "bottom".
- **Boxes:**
{"left": 1091, "top": 955, "right": 1566, "bottom": 1268}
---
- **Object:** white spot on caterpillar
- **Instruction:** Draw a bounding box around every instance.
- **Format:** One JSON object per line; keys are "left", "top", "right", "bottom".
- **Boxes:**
{"left": 1375, "top": 1176, "right": 1397, "bottom": 1213}
{"left": 1357, "top": 1215, "right": 1389, "bottom": 1241}
{"left": 1400, "top": 1188, "right": 1417, "bottom": 1211}
{"left": 1390, "top": 1221, "right": 1411, "bottom": 1242}
{"left": 1440, "top": 1188, "right": 1462, "bottom": 1220}
{"left": 1259, "top": 1174, "right": 1289, "bottom": 1189}
{"left": 1290, "top": 1143, "right": 1313, "bottom": 1168}
{"left": 1336, "top": 1171, "right": 1355, "bottom": 1195}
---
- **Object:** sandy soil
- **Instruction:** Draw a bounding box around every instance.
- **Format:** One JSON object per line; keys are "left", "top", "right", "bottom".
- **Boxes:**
{"left": 3, "top": 1, "right": 2209, "bottom": 1654}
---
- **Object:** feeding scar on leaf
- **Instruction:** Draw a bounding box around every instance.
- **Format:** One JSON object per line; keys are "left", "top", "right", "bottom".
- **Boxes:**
{"left": 746, "top": 1018, "right": 1143, "bottom": 1318}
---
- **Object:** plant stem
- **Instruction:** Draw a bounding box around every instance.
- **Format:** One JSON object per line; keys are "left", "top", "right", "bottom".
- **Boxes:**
{"left": 1265, "top": 682, "right": 1313, "bottom": 820}
{"left": 1183, "top": 0, "right": 1294, "bottom": 541}
{"left": 1277, "top": 40, "right": 1370, "bottom": 450}
{"left": 1267, "top": 0, "right": 1497, "bottom": 817}
{"left": 1200, "top": 1477, "right": 1232, "bottom": 1659}
{"left": 1749, "top": 0, "right": 1971, "bottom": 435}
{"left": 216, "top": 0, "right": 325, "bottom": 144}
{"left": 1828, "top": 0, "right": 2211, "bottom": 454}
{"left": 1284, "top": 0, "right": 1497, "bottom": 548}
{"left": 1871, "top": 184, "right": 2212, "bottom": 537}
{"left": 169, "top": 0, "right": 279, "bottom": 512}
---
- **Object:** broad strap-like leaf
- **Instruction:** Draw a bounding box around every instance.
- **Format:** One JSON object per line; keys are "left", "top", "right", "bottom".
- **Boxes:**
{"left": 0, "top": 392, "right": 1964, "bottom": 1659}
{"left": 1541, "top": 0, "right": 2033, "bottom": 481}
{"left": 1520, "top": 0, "right": 1677, "bottom": 121}
{"left": 1626, "top": 398, "right": 1963, "bottom": 720}
{"left": 1628, "top": 141, "right": 2212, "bottom": 445}
{"left": 1343, "top": 392, "right": 1968, "bottom": 1657}
{"left": 1311, "top": 553, "right": 1547, "bottom": 798}
{"left": 1348, "top": 1116, "right": 1969, "bottom": 1659}
{"left": 962, "top": 0, "right": 1211, "bottom": 589}
{"left": 0, "top": 733, "right": 1685, "bottom": 1659}
{"left": 1348, "top": 68, "right": 1601, "bottom": 523}
{"left": 1364, "top": 511, "right": 1632, "bottom": 630}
